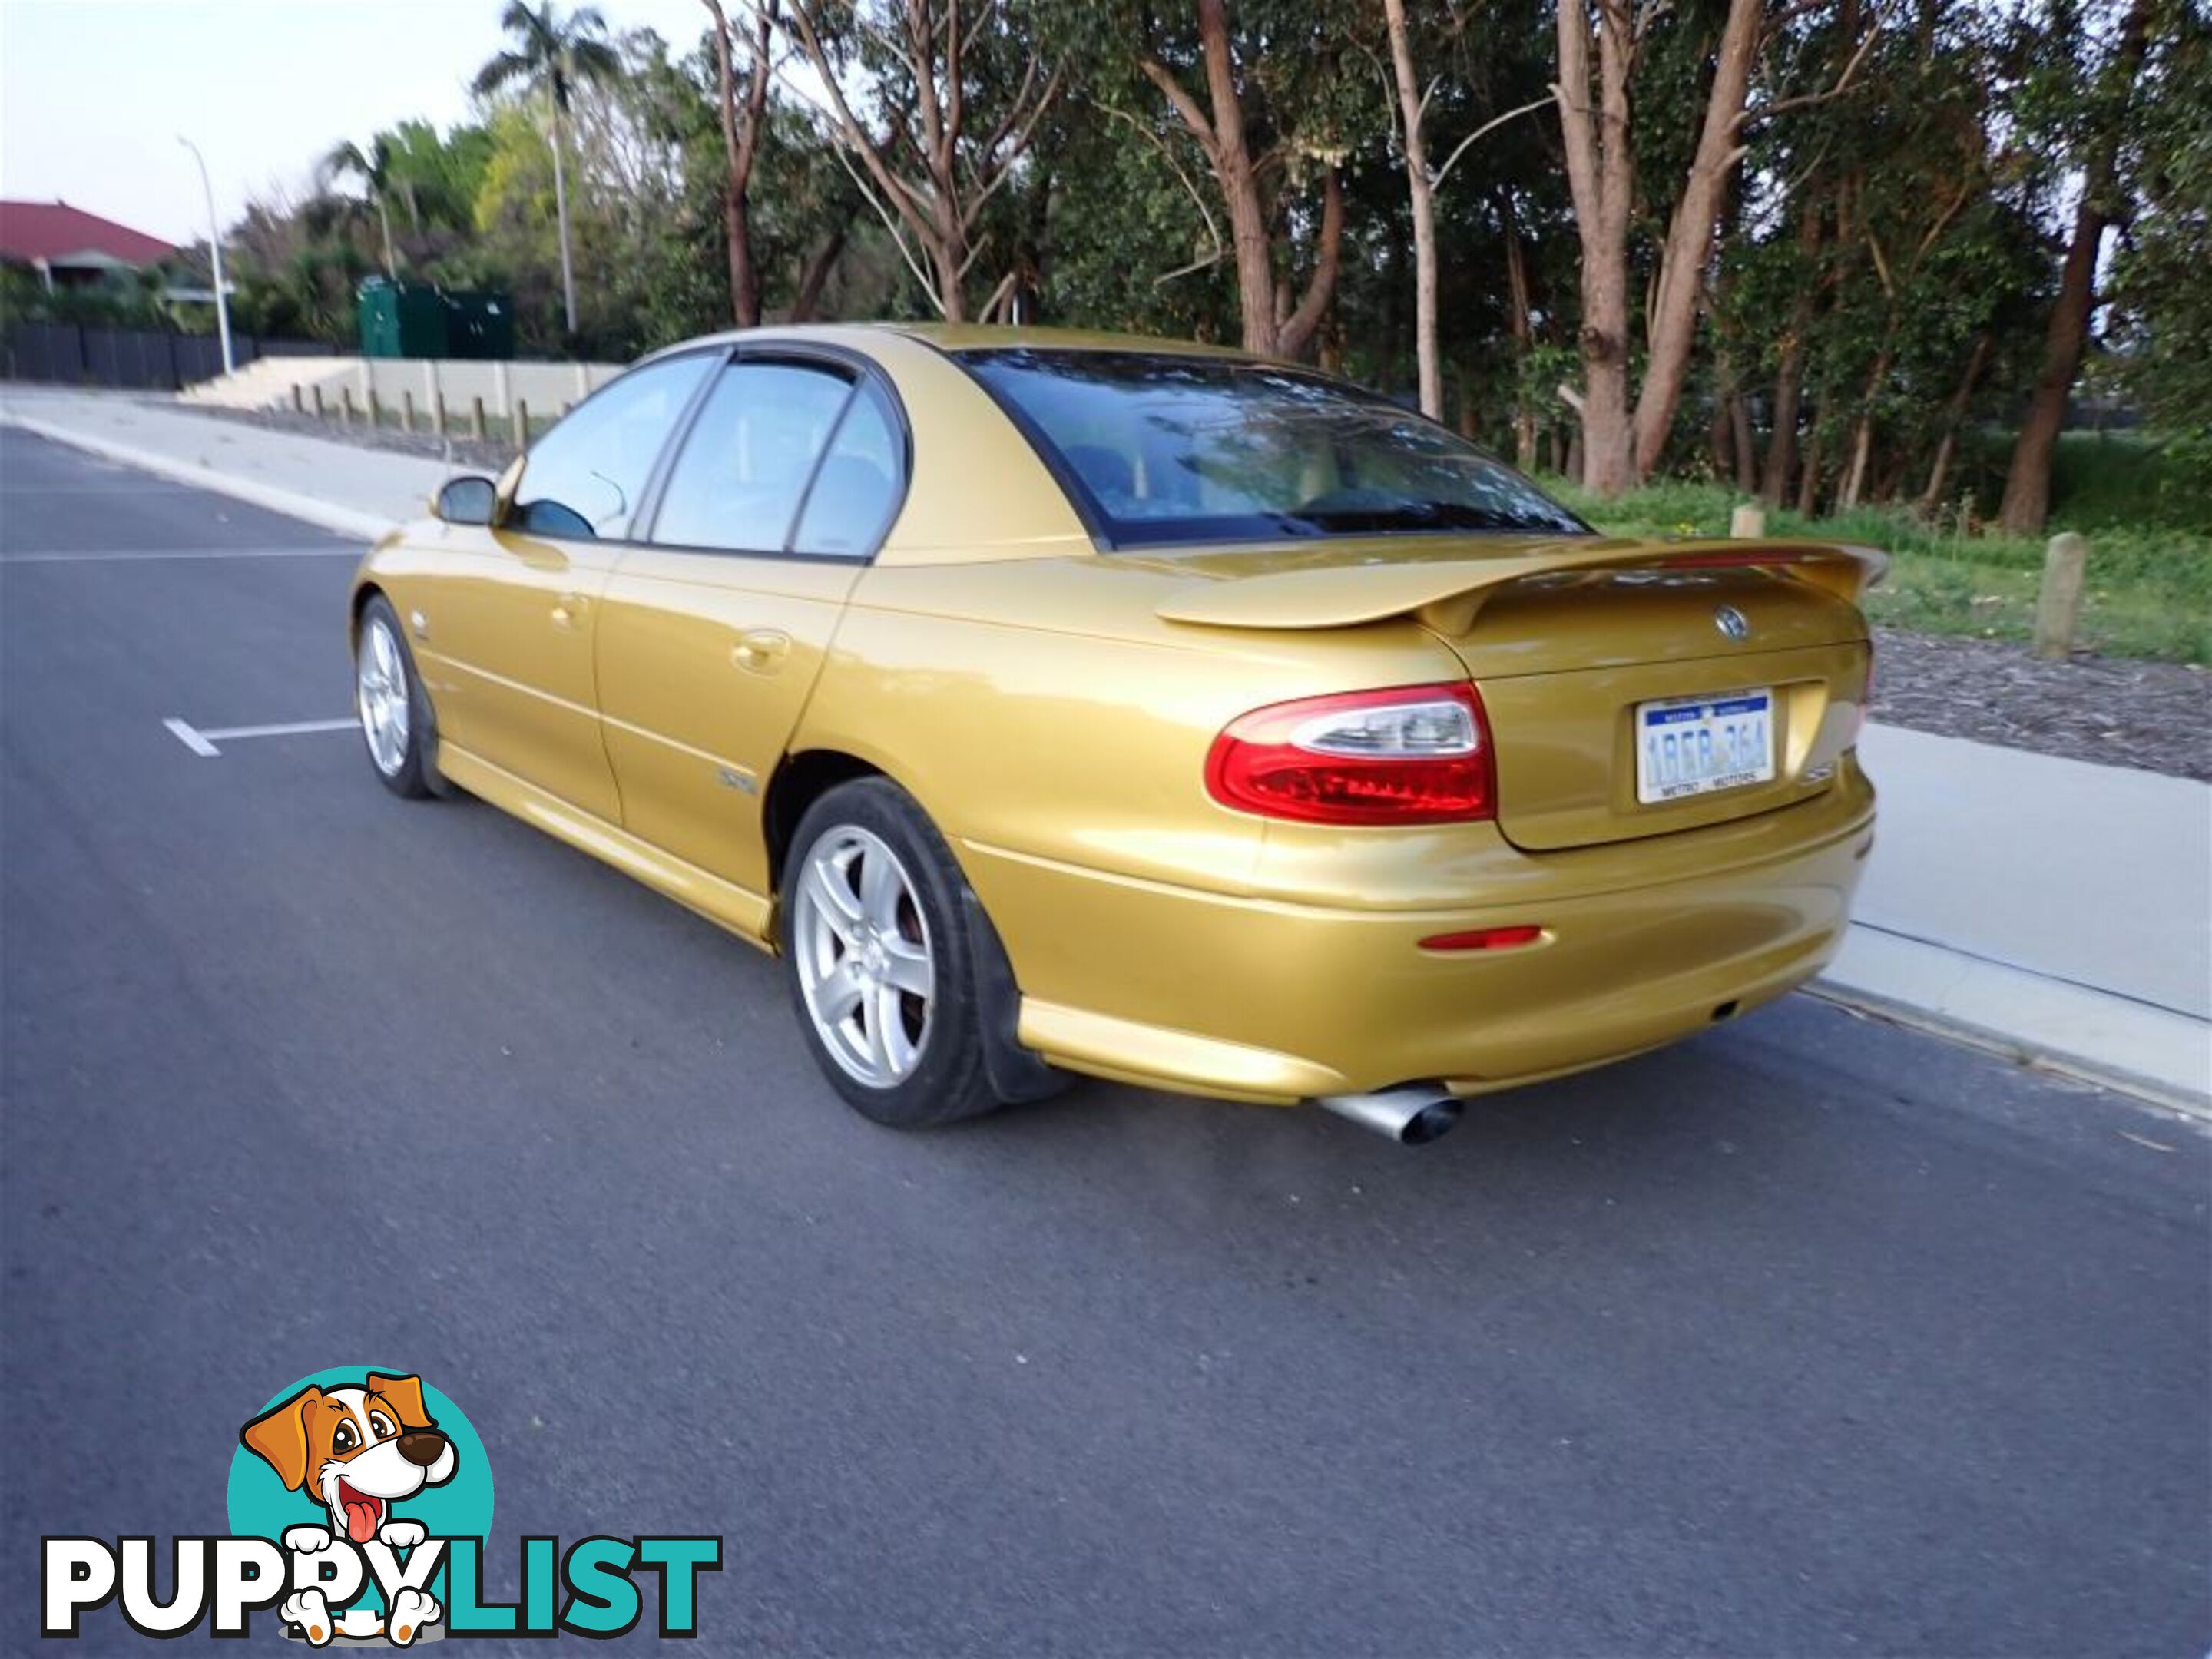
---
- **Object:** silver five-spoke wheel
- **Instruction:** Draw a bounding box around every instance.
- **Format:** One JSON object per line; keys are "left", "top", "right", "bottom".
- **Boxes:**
{"left": 790, "top": 825, "right": 935, "bottom": 1088}
{"left": 356, "top": 614, "right": 412, "bottom": 779}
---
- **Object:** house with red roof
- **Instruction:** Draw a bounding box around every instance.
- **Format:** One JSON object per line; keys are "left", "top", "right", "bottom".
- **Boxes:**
{"left": 0, "top": 200, "right": 178, "bottom": 290}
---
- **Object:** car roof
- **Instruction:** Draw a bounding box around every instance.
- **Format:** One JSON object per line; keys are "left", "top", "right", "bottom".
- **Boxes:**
{"left": 641, "top": 320, "right": 1256, "bottom": 366}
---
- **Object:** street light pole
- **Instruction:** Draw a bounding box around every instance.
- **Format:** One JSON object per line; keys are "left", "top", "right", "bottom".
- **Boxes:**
{"left": 177, "top": 135, "right": 234, "bottom": 376}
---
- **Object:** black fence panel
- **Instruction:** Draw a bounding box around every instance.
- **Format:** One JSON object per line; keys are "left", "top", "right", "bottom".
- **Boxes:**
{"left": 0, "top": 322, "right": 336, "bottom": 390}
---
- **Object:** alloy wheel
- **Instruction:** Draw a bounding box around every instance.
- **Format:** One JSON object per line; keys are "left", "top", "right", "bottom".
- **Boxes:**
{"left": 356, "top": 615, "right": 412, "bottom": 778}
{"left": 790, "top": 826, "right": 936, "bottom": 1088}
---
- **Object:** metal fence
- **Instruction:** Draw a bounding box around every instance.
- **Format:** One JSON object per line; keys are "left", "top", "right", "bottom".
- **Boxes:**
{"left": 0, "top": 323, "right": 337, "bottom": 391}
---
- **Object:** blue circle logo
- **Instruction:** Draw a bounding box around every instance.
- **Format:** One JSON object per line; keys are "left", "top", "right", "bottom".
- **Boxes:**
{"left": 226, "top": 1366, "right": 491, "bottom": 1644}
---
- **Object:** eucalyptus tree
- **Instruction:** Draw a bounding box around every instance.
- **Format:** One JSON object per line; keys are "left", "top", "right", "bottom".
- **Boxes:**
{"left": 472, "top": 1, "right": 621, "bottom": 336}
{"left": 1998, "top": 0, "right": 2155, "bottom": 533}
{"left": 773, "top": 0, "right": 1065, "bottom": 323}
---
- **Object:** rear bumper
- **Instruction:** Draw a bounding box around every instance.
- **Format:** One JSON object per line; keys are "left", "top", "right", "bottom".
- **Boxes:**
{"left": 965, "top": 772, "right": 1876, "bottom": 1105}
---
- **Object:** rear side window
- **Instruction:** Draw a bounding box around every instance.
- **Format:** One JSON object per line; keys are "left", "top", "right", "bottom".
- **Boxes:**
{"left": 959, "top": 349, "right": 1590, "bottom": 548}
{"left": 511, "top": 353, "right": 714, "bottom": 540}
{"left": 649, "top": 361, "right": 854, "bottom": 554}
{"left": 793, "top": 380, "right": 902, "bottom": 557}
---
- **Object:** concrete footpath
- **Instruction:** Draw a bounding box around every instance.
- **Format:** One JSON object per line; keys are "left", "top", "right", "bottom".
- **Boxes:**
{"left": 5, "top": 384, "right": 2206, "bottom": 1112}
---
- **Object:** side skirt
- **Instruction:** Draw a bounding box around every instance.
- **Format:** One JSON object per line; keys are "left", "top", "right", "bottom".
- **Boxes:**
{"left": 435, "top": 743, "right": 776, "bottom": 951}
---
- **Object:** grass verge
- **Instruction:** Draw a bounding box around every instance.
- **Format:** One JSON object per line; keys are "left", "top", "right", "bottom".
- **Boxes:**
{"left": 1544, "top": 476, "right": 2212, "bottom": 665}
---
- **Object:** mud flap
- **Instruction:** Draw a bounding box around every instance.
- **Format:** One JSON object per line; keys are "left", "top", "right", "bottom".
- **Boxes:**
{"left": 962, "top": 890, "right": 1068, "bottom": 1105}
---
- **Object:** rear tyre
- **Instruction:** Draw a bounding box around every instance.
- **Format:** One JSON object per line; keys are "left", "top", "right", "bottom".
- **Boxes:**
{"left": 781, "top": 780, "right": 1002, "bottom": 1127}
{"left": 354, "top": 594, "right": 434, "bottom": 800}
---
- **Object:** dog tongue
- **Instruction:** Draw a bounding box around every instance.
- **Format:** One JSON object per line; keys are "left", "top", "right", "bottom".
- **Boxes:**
{"left": 344, "top": 1500, "right": 379, "bottom": 1544}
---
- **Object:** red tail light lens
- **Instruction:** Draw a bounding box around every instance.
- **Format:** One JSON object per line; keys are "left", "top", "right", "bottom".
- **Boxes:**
{"left": 1205, "top": 683, "right": 1496, "bottom": 825}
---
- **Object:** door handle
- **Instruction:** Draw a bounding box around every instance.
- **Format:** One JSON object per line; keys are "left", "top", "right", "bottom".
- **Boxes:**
{"left": 731, "top": 629, "right": 790, "bottom": 673}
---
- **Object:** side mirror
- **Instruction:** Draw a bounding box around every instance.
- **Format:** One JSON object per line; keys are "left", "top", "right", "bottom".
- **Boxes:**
{"left": 433, "top": 475, "right": 498, "bottom": 526}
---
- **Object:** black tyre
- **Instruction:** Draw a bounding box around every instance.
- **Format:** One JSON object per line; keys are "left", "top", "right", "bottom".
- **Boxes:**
{"left": 780, "top": 779, "right": 1003, "bottom": 1127}
{"left": 353, "top": 594, "right": 435, "bottom": 800}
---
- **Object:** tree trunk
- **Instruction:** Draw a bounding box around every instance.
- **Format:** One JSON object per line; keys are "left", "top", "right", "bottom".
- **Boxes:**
{"left": 1555, "top": 0, "right": 1636, "bottom": 495}
{"left": 1196, "top": 0, "right": 1277, "bottom": 354}
{"left": 1631, "top": 0, "right": 1762, "bottom": 476}
{"left": 1998, "top": 0, "right": 2151, "bottom": 535}
{"left": 1796, "top": 428, "right": 1824, "bottom": 516}
{"left": 1919, "top": 331, "right": 1990, "bottom": 515}
{"left": 1839, "top": 345, "right": 1891, "bottom": 509}
{"left": 790, "top": 224, "right": 847, "bottom": 323}
{"left": 1275, "top": 170, "right": 1343, "bottom": 362}
{"left": 1383, "top": 0, "right": 1440, "bottom": 417}
{"left": 704, "top": 0, "right": 773, "bottom": 327}
{"left": 376, "top": 197, "right": 396, "bottom": 279}
{"left": 1502, "top": 197, "right": 1538, "bottom": 469}
{"left": 1760, "top": 200, "right": 1824, "bottom": 505}
{"left": 549, "top": 101, "right": 578, "bottom": 336}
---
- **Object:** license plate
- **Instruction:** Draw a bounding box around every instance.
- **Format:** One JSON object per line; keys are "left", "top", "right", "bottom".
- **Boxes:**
{"left": 1636, "top": 690, "right": 1775, "bottom": 803}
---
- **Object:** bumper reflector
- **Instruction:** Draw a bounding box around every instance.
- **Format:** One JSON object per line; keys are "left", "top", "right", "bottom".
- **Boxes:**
{"left": 1419, "top": 924, "right": 1545, "bottom": 952}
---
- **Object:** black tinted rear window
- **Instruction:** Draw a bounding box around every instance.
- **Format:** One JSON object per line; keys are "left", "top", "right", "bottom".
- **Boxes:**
{"left": 959, "top": 349, "right": 1591, "bottom": 548}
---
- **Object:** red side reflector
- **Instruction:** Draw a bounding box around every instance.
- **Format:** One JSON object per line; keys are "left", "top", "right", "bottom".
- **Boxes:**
{"left": 1419, "top": 924, "right": 1545, "bottom": 952}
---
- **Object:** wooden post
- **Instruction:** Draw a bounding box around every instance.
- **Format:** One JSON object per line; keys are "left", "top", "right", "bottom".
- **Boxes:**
{"left": 400, "top": 389, "right": 416, "bottom": 433}
{"left": 469, "top": 396, "right": 486, "bottom": 441}
{"left": 310, "top": 384, "right": 325, "bottom": 419}
{"left": 430, "top": 392, "right": 446, "bottom": 438}
{"left": 1729, "top": 503, "right": 1767, "bottom": 539}
{"left": 339, "top": 387, "right": 356, "bottom": 428}
{"left": 512, "top": 397, "right": 528, "bottom": 449}
{"left": 2034, "top": 532, "right": 2088, "bottom": 661}
{"left": 365, "top": 388, "right": 381, "bottom": 429}
{"left": 290, "top": 384, "right": 304, "bottom": 415}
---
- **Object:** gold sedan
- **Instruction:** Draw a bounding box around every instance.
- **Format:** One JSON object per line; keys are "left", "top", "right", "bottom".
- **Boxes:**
{"left": 351, "top": 326, "right": 1878, "bottom": 1144}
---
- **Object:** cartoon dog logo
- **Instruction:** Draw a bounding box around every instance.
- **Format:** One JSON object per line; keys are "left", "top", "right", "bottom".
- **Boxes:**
{"left": 240, "top": 1372, "right": 455, "bottom": 1644}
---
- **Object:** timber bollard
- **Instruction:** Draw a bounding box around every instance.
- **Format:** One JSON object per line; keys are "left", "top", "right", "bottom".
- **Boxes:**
{"left": 470, "top": 396, "right": 486, "bottom": 441}
{"left": 1729, "top": 503, "right": 1766, "bottom": 539}
{"left": 430, "top": 393, "right": 447, "bottom": 438}
{"left": 290, "top": 385, "right": 304, "bottom": 415}
{"left": 2034, "top": 532, "right": 2088, "bottom": 661}
{"left": 309, "top": 385, "right": 324, "bottom": 419}
{"left": 365, "top": 389, "right": 381, "bottom": 429}
{"left": 339, "top": 387, "right": 356, "bottom": 428}
{"left": 400, "top": 390, "right": 416, "bottom": 433}
{"left": 512, "top": 398, "right": 528, "bottom": 449}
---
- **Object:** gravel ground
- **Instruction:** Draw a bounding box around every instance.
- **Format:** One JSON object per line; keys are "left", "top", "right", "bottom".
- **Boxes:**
{"left": 1870, "top": 626, "right": 2211, "bottom": 782}
{"left": 178, "top": 403, "right": 2212, "bottom": 781}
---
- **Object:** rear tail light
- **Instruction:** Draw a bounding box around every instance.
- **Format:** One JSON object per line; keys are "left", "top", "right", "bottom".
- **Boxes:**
{"left": 1204, "top": 683, "right": 1496, "bottom": 825}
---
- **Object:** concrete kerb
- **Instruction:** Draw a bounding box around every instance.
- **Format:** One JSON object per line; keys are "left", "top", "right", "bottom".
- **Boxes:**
{"left": 0, "top": 408, "right": 396, "bottom": 544}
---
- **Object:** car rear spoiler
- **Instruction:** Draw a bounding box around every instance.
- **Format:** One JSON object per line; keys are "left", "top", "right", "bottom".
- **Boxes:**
{"left": 1154, "top": 538, "right": 1889, "bottom": 634}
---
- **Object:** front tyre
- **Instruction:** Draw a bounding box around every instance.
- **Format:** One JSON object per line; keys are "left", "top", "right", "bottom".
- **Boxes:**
{"left": 782, "top": 780, "right": 1002, "bottom": 1127}
{"left": 354, "top": 594, "right": 433, "bottom": 800}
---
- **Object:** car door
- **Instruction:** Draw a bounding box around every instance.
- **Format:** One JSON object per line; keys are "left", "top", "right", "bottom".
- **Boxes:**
{"left": 594, "top": 354, "right": 905, "bottom": 904}
{"left": 417, "top": 349, "right": 718, "bottom": 822}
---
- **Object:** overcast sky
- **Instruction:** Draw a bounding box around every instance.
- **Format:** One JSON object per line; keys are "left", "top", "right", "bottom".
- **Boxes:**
{"left": 1, "top": 0, "right": 717, "bottom": 246}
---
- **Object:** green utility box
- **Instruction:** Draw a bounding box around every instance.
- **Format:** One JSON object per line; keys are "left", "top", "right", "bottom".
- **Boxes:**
{"left": 357, "top": 280, "right": 515, "bottom": 359}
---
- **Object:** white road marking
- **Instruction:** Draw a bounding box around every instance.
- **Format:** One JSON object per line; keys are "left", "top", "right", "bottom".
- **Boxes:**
{"left": 162, "top": 718, "right": 220, "bottom": 757}
{"left": 164, "top": 717, "right": 354, "bottom": 757}
{"left": 2, "top": 546, "right": 359, "bottom": 565}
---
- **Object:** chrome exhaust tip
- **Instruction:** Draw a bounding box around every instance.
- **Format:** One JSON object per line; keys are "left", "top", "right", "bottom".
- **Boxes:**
{"left": 1313, "top": 1083, "right": 1463, "bottom": 1146}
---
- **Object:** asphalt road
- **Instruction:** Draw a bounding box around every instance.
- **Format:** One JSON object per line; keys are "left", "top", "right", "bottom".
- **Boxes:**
{"left": 3, "top": 424, "right": 2207, "bottom": 1657}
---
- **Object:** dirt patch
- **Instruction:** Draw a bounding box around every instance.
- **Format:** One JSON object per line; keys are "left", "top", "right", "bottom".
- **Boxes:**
{"left": 1871, "top": 627, "right": 2211, "bottom": 782}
